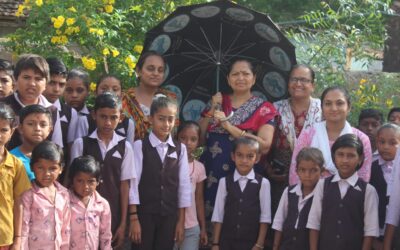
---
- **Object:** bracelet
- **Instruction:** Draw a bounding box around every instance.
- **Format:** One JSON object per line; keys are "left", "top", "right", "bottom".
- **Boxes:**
{"left": 255, "top": 243, "right": 263, "bottom": 249}
{"left": 130, "top": 217, "right": 139, "bottom": 221}
{"left": 240, "top": 130, "right": 246, "bottom": 136}
{"left": 212, "top": 243, "right": 219, "bottom": 246}
{"left": 129, "top": 211, "right": 138, "bottom": 215}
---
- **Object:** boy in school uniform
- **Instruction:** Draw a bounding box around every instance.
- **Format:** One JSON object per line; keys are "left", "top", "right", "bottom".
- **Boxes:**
{"left": 358, "top": 108, "right": 384, "bottom": 161}
{"left": 272, "top": 147, "right": 324, "bottom": 250}
{"left": 0, "top": 58, "right": 15, "bottom": 98}
{"left": 0, "top": 54, "right": 63, "bottom": 150}
{"left": 69, "top": 92, "right": 137, "bottom": 249}
{"left": 307, "top": 134, "right": 379, "bottom": 250}
{"left": 211, "top": 137, "right": 271, "bottom": 250}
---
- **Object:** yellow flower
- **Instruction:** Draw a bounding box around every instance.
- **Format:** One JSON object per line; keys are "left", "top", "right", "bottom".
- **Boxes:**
{"left": 24, "top": 0, "right": 30, "bottom": 4}
{"left": 104, "top": 5, "right": 113, "bottom": 13}
{"left": 386, "top": 99, "right": 393, "bottom": 108}
{"left": 371, "top": 84, "right": 376, "bottom": 93}
{"left": 59, "top": 35, "right": 68, "bottom": 45}
{"left": 133, "top": 45, "right": 143, "bottom": 54}
{"left": 111, "top": 49, "right": 119, "bottom": 57}
{"left": 125, "top": 55, "right": 136, "bottom": 70}
{"left": 89, "top": 28, "right": 104, "bottom": 36}
{"left": 103, "top": 48, "right": 110, "bottom": 56}
{"left": 51, "top": 16, "right": 65, "bottom": 29}
{"left": 356, "top": 89, "right": 362, "bottom": 96}
{"left": 68, "top": 6, "right": 77, "bottom": 12}
{"left": 50, "top": 35, "right": 68, "bottom": 45}
{"left": 15, "top": 4, "right": 25, "bottom": 17}
{"left": 108, "top": 0, "right": 115, "bottom": 4}
{"left": 82, "top": 56, "right": 97, "bottom": 71}
{"left": 65, "top": 26, "right": 80, "bottom": 35}
{"left": 51, "top": 36, "right": 59, "bottom": 44}
{"left": 66, "top": 18, "right": 76, "bottom": 26}
{"left": 359, "top": 78, "right": 367, "bottom": 85}
{"left": 56, "top": 30, "right": 62, "bottom": 35}
{"left": 35, "top": 0, "right": 43, "bottom": 6}
{"left": 89, "top": 82, "right": 97, "bottom": 92}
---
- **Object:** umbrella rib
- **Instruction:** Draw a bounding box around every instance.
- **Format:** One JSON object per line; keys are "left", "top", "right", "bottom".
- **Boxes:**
{"left": 198, "top": 25, "right": 218, "bottom": 61}
{"left": 184, "top": 39, "right": 217, "bottom": 63}
{"left": 165, "top": 59, "right": 217, "bottom": 84}
{"left": 223, "top": 42, "right": 257, "bottom": 61}
{"left": 223, "top": 29, "right": 244, "bottom": 57}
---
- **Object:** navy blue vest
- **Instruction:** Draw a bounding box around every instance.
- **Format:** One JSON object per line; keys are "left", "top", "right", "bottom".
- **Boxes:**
{"left": 369, "top": 159, "right": 389, "bottom": 228}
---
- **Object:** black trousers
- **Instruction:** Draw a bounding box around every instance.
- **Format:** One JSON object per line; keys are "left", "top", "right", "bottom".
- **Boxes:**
{"left": 132, "top": 212, "right": 177, "bottom": 250}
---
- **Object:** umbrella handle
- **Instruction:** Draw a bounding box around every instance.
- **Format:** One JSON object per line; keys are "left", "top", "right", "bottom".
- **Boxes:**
{"left": 219, "top": 111, "right": 234, "bottom": 122}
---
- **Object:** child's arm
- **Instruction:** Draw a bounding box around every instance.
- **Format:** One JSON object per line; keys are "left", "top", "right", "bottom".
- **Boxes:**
{"left": 112, "top": 180, "right": 129, "bottom": 248}
{"left": 383, "top": 224, "right": 396, "bottom": 250}
{"left": 20, "top": 191, "right": 32, "bottom": 250}
{"left": 129, "top": 204, "right": 141, "bottom": 244}
{"left": 362, "top": 236, "right": 374, "bottom": 250}
{"left": 211, "top": 222, "right": 222, "bottom": 250}
{"left": 271, "top": 187, "right": 290, "bottom": 250}
{"left": 195, "top": 180, "right": 208, "bottom": 246}
{"left": 272, "top": 230, "right": 283, "bottom": 250}
{"left": 362, "top": 185, "right": 379, "bottom": 250}
{"left": 11, "top": 197, "right": 23, "bottom": 250}
{"left": 175, "top": 208, "right": 185, "bottom": 245}
{"left": 309, "top": 229, "right": 319, "bottom": 250}
{"left": 100, "top": 199, "right": 112, "bottom": 250}
{"left": 253, "top": 223, "right": 268, "bottom": 249}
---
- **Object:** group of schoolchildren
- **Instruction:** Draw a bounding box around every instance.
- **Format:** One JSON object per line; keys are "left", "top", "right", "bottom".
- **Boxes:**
{"left": 1, "top": 52, "right": 400, "bottom": 250}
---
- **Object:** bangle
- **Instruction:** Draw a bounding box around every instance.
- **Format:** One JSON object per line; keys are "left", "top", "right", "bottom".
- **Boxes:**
{"left": 240, "top": 130, "right": 246, "bottom": 136}
{"left": 130, "top": 217, "right": 139, "bottom": 221}
{"left": 212, "top": 243, "right": 219, "bottom": 246}
{"left": 255, "top": 243, "right": 263, "bottom": 249}
{"left": 129, "top": 211, "right": 138, "bottom": 215}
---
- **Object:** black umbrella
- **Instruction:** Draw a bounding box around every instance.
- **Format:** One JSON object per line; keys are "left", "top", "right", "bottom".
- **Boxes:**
{"left": 142, "top": 0, "right": 296, "bottom": 121}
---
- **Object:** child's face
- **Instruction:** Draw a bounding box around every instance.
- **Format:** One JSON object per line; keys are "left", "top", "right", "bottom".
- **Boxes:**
{"left": 231, "top": 144, "right": 259, "bottom": 176}
{"left": 72, "top": 171, "right": 98, "bottom": 198}
{"left": 149, "top": 105, "right": 177, "bottom": 141}
{"left": 322, "top": 90, "right": 350, "bottom": 123}
{"left": 296, "top": 160, "right": 321, "bottom": 190}
{"left": 43, "top": 74, "right": 67, "bottom": 103}
{"left": 0, "top": 70, "right": 14, "bottom": 98}
{"left": 96, "top": 77, "right": 122, "bottom": 98}
{"left": 334, "top": 147, "right": 363, "bottom": 179}
{"left": 63, "top": 77, "right": 88, "bottom": 110}
{"left": 18, "top": 113, "right": 52, "bottom": 145}
{"left": 16, "top": 69, "right": 47, "bottom": 104}
{"left": 0, "top": 119, "right": 14, "bottom": 148}
{"left": 377, "top": 128, "right": 400, "bottom": 161}
{"left": 93, "top": 107, "right": 121, "bottom": 137}
{"left": 32, "top": 159, "right": 62, "bottom": 187}
{"left": 178, "top": 126, "right": 199, "bottom": 158}
{"left": 358, "top": 117, "right": 381, "bottom": 142}
{"left": 389, "top": 111, "right": 400, "bottom": 126}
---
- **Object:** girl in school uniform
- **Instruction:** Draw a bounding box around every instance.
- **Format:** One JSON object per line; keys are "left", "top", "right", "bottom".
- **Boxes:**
{"left": 307, "top": 134, "right": 379, "bottom": 250}
{"left": 272, "top": 147, "right": 324, "bottom": 250}
{"left": 129, "top": 96, "right": 191, "bottom": 250}
{"left": 20, "top": 141, "right": 70, "bottom": 250}
{"left": 69, "top": 155, "right": 112, "bottom": 249}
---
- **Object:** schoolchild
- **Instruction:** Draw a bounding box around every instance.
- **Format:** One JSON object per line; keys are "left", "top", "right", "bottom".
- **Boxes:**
{"left": 64, "top": 68, "right": 90, "bottom": 116}
{"left": 0, "top": 54, "right": 63, "bottom": 150}
{"left": 211, "top": 137, "right": 271, "bottom": 250}
{"left": 69, "top": 92, "right": 137, "bottom": 249}
{"left": 388, "top": 107, "right": 400, "bottom": 126}
{"left": 174, "top": 121, "right": 208, "bottom": 249}
{"left": 10, "top": 104, "right": 53, "bottom": 181}
{"left": 129, "top": 96, "right": 191, "bottom": 250}
{"left": 307, "top": 133, "right": 379, "bottom": 250}
{"left": 69, "top": 155, "right": 112, "bottom": 250}
{"left": 272, "top": 147, "right": 324, "bottom": 250}
{"left": 0, "top": 103, "right": 31, "bottom": 250}
{"left": 20, "top": 141, "right": 70, "bottom": 249}
{"left": 75, "top": 74, "right": 135, "bottom": 145}
{"left": 0, "top": 58, "right": 14, "bottom": 98}
{"left": 358, "top": 108, "right": 384, "bottom": 156}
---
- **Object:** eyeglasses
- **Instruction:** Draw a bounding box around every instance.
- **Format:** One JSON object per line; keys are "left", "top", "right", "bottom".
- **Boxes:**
{"left": 289, "top": 77, "right": 312, "bottom": 84}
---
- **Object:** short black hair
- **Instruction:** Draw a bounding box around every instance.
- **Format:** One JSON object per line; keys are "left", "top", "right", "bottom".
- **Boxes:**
{"left": 290, "top": 64, "right": 315, "bottom": 83}
{"left": 358, "top": 108, "right": 384, "bottom": 125}
{"left": 69, "top": 155, "right": 101, "bottom": 182}
{"left": 136, "top": 50, "right": 165, "bottom": 71}
{"left": 150, "top": 95, "right": 177, "bottom": 116}
{"left": 296, "top": 147, "right": 325, "bottom": 170}
{"left": 30, "top": 140, "right": 64, "bottom": 169}
{"left": 177, "top": 120, "right": 201, "bottom": 138}
{"left": 377, "top": 123, "right": 400, "bottom": 138}
{"left": 14, "top": 54, "right": 50, "bottom": 82}
{"left": 94, "top": 91, "right": 121, "bottom": 111}
{"left": 67, "top": 68, "right": 90, "bottom": 89}
{"left": 0, "top": 102, "right": 17, "bottom": 128}
{"left": 388, "top": 107, "right": 400, "bottom": 121}
{"left": 46, "top": 57, "right": 67, "bottom": 77}
{"left": 331, "top": 134, "right": 364, "bottom": 171}
{"left": 18, "top": 104, "right": 52, "bottom": 125}
{"left": 321, "top": 86, "right": 351, "bottom": 108}
{"left": 232, "top": 137, "right": 260, "bottom": 153}
{"left": 0, "top": 59, "right": 14, "bottom": 78}
{"left": 96, "top": 74, "right": 122, "bottom": 91}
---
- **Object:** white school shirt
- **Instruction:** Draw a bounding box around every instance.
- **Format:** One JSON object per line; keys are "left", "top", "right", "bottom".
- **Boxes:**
{"left": 53, "top": 99, "right": 79, "bottom": 143}
{"left": 272, "top": 183, "right": 315, "bottom": 231}
{"left": 128, "top": 132, "right": 192, "bottom": 208}
{"left": 386, "top": 148, "right": 400, "bottom": 226}
{"left": 306, "top": 172, "right": 379, "bottom": 237}
{"left": 211, "top": 169, "right": 271, "bottom": 224}
{"left": 70, "top": 129, "right": 138, "bottom": 196}
{"left": 14, "top": 92, "right": 64, "bottom": 148}
{"left": 75, "top": 113, "right": 135, "bottom": 146}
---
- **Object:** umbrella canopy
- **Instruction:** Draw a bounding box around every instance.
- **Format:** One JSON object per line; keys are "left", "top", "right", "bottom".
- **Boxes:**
{"left": 142, "top": 0, "right": 296, "bottom": 121}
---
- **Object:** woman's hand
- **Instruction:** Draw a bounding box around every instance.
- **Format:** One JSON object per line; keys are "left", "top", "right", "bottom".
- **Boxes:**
{"left": 213, "top": 110, "right": 227, "bottom": 125}
{"left": 211, "top": 92, "right": 223, "bottom": 112}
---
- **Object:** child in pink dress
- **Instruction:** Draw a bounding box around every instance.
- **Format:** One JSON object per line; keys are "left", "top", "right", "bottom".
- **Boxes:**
{"left": 69, "top": 155, "right": 112, "bottom": 249}
{"left": 20, "top": 141, "right": 70, "bottom": 249}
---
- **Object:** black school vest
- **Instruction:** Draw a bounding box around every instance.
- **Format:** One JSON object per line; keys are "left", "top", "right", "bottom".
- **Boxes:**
{"left": 88, "top": 114, "right": 130, "bottom": 138}
{"left": 369, "top": 159, "right": 389, "bottom": 228}
{"left": 280, "top": 185, "right": 313, "bottom": 250}
{"left": 82, "top": 136, "right": 125, "bottom": 233}
{"left": 138, "top": 135, "right": 181, "bottom": 216}
{"left": 221, "top": 173, "right": 263, "bottom": 242}
{"left": 319, "top": 175, "right": 366, "bottom": 250}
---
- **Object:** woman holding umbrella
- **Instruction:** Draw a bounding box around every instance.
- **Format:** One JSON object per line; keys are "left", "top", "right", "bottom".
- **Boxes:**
{"left": 199, "top": 58, "right": 277, "bottom": 217}
{"left": 122, "top": 51, "right": 177, "bottom": 141}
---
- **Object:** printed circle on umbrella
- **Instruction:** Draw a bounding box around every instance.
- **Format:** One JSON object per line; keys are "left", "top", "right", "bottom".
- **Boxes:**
{"left": 149, "top": 34, "right": 171, "bottom": 55}
{"left": 262, "top": 72, "right": 286, "bottom": 98}
{"left": 164, "top": 85, "right": 183, "bottom": 106}
{"left": 191, "top": 6, "right": 220, "bottom": 18}
{"left": 269, "top": 46, "right": 292, "bottom": 71}
{"left": 225, "top": 8, "right": 254, "bottom": 21}
{"left": 252, "top": 90, "right": 268, "bottom": 101}
{"left": 163, "top": 14, "right": 190, "bottom": 32}
{"left": 182, "top": 99, "right": 206, "bottom": 121}
{"left": 255, "top": 23, "right": 280, "bottom": 43}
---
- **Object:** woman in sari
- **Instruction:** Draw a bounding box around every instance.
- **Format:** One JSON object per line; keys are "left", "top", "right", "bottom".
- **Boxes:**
{"left": 288, "top": 86, "right": 372, "bottom": 185}
{"left": 199, "top": 58, "right": 277, "bottom": 217}
{"left": 122, "top": 51, "right": 176, "bottom": 141}
{"left": 268, "top": 64, "right": 322, "bottom": 212}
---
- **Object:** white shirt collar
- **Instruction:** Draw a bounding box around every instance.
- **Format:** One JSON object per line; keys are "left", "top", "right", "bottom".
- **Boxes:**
{"left": 289, "top": 183, "right": 315, "bottom": 200}
{"left": 14, "top": 92, "right": 52, "bottom": 108}
{"left": 149, "top": 131, "right": 175, "bottom": 148}
{"left": 332, "top": 172, "right": 359, "bottom": 187}
{"left": 378, "top": 156, "right": 393, "bottom": 167}
{"left": 53, "top": 99, "right": 62, "bottom": 111}
{"left": 89, "top": 129, "right": 125, "bottom": 144}
{"left": 233, "top": 169, "right": 255, "bottom": 182}
{"left": 79, "top": 104, "right": 90, "bottom": 115}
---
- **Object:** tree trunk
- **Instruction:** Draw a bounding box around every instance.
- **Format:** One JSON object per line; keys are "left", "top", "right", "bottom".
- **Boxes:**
{"left": 383, "top": 0, "right": 400, "bottom": 72}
